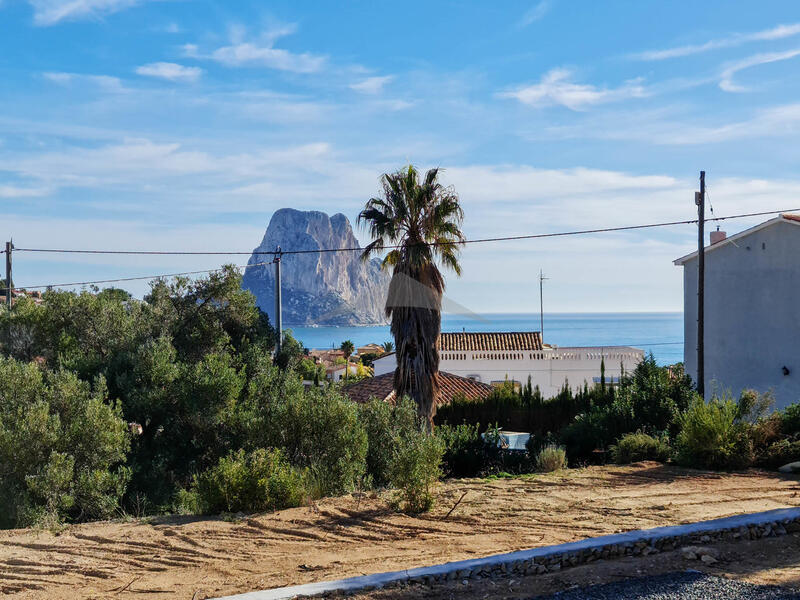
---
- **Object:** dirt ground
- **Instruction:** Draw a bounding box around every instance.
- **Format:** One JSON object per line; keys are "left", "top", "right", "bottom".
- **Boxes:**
{"left": 1, "top": 463, "right": 798, "bottom": 599}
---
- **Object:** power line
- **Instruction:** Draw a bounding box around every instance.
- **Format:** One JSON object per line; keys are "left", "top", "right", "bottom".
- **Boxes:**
{"left": 12, "top": 207, "right": 800, "bottom": 257}
{"left": 12, "top": 207, "right": 800, "bottom": 290}
{"left": 18, "top": 260, "right": 276, "bottom": 290}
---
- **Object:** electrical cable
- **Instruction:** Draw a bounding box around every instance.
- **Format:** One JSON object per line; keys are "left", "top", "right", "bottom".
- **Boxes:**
{"left": 12, "top": 207, "right": 800, "bottom": 257}
{"left": 18, "top": 260, "right": 275, "bottom": 290}
{"left": 12, "top": 207, "right": 800, "bottom": 290}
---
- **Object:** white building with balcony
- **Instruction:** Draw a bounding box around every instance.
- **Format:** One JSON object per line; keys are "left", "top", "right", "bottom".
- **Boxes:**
{"left": 372, "top": 331, "right": 644, "bottom": 398}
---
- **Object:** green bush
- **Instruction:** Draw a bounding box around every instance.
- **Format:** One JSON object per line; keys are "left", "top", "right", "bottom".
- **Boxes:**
{"left": 756, "top": 438, "right": 800, "bottom": 469}
{"left": 675, "top": 395, "right": 754, "bottom": 470}
{"left": 611, "top": 431, "right": 671, "bottom": 464}
{"left": 360, "top": 396, "right": 446, "bottom": 512}
{"left": 179, "top": 448, "right": 306, "bottom": 515}
{"left": 359, "top": 397, "right": 419, "bottom": 488}
{"left": 436, "top": 423, "right": 532, "bottom": 477}
{"left": 535, "top": 444, "right": 567, "bottom": 472}
{"left": 242, "top": 377, "right": 367, "bottom": 497}
{"left": 558, "top": 407, "right": 622, "bottom": 463}
{"left": 436, "top": 422, "right": 491, "bottom": 477}
{"left": 616, "top": 356, "right": 694, "bottom": 437}
{"left": 0, "top": 358, "right": 130, "bottom": 528}
{"left": 780, "top": 403, "right": 800, "bottom": 435}
{"left": 435, "top": 381, "right": 592, "bottom": 440}
{"left": 388, "top": 425, "right": 445, "bottom": 513}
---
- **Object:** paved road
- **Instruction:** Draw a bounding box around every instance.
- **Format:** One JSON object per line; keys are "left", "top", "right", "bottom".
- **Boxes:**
{"left": 531, "top": 571, "right": 800, "bottom": 599}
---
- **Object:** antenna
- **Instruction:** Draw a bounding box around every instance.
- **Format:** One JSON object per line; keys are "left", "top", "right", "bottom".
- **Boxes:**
{"left": 539, "top": 270, "right": 549, "bottom": 341}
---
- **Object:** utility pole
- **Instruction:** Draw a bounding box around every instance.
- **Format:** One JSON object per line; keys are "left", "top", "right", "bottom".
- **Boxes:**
{"left": 4, "top": 241, "right": 12, "bottom": 308}
{"left": 274, "top": 247, "right": 283, "bottom": 356}
{"left": 696, "top": 171, "right": 706, "bottom": 397}
{"left": 539, "top": 270, "right": 548, "bottom": 341}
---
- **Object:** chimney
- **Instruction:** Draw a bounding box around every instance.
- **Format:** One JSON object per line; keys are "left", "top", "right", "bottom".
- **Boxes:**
{"left": 710, "top": 229, "right": 727, "bottom": 245}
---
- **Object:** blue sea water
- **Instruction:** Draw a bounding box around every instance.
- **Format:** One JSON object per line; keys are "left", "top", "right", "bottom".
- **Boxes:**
{"left": 288, "top": 312, "right": 684, "bottom": 365}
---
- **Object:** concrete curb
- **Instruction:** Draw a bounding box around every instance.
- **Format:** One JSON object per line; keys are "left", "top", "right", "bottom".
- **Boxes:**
{"left": 213, "top": 507, "right": 800, "bottom": 600}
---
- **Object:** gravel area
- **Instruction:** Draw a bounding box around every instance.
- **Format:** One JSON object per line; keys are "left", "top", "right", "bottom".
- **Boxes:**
{"left": 531, "top": 571, "right": 800, "bottom": 599}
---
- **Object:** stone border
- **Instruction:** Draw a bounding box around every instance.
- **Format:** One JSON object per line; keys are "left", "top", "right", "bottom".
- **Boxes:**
{"left": 213, "top": 507, "right": 800, "bottom": 600}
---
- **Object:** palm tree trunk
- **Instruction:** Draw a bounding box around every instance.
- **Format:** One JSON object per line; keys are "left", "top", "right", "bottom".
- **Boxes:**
{"left": 389, "top": 269, "right": 442, "bottom": 431}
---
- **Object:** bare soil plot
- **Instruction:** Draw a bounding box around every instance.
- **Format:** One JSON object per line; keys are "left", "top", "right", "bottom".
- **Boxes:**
{"left": 0, "top": 463, "right": 798, "bottom": 599}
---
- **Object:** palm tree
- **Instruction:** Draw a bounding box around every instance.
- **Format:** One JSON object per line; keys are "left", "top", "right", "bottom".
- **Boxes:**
{"left": 340, "top": 339, "right": 355, "bottom": 380}
{"left": 359, "top": 165, "right": 465, "bottom": 429}
{"left": 381, "top": 341, "right": 394, "bottom": 354}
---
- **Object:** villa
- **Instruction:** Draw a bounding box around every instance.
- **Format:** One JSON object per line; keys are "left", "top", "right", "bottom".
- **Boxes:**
{"left": 674, "top": 213, "right": 800, "bottom": 409}
{"left": 372, "top": 331, "right": 644, "bottom": 398}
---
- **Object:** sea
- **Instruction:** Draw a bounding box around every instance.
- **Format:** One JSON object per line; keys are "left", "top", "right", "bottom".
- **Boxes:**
{"left": 289, "top": 312, "right": 684, "bottom": 366}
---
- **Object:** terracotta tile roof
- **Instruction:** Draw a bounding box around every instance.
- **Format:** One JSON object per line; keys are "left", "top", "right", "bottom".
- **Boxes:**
{"left": 437, "top": 331, "right": 543, "bottom": 352}
{"left": 343, "top": 371, "right": 494, "bottom": 407}
{"left": 781, "top": 213, "right": 800, "bottom": 223}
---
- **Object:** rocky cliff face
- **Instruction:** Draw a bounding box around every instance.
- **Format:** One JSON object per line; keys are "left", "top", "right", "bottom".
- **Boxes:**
{"left": 242, "top": 209, "right": 390, "bottom": 326}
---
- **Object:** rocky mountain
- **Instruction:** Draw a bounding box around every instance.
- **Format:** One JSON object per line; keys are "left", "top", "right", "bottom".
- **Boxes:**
{"left": 242, "top": 209, "right": 390, "bottom": 326}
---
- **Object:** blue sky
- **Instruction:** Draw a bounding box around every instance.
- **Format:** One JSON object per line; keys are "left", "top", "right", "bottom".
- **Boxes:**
{"left": 2, "top": 0, "right": 800, "bottom": 312}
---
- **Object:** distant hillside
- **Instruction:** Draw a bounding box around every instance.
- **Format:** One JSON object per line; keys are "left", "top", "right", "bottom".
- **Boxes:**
{"left": 242, "top": 209, "right": 390, "bottom": 326}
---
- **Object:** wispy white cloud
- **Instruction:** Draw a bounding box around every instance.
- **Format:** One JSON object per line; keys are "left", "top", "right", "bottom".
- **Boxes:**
{"left": 517, "top": 1, "right": 550, "bottom": 28}
{"left": 667, "top": 103, "right": 800, "bottom": 144}
{"left": 27, "top": 0, "right": 149, "bottom": 25}
{"left": 719, "top": 48, "right": 800, "bottom": 92}
{"left": 349, "top": 75, "right": 393, "bottom": 94}
{"left": 632, "top": 22, "right": 800, "bottom": 60}
{"left": 538, "top": 103, "right": 800, "bottom": 145}
{"left": 0, "top": 184, "right": 51, "bottom": 198}
{"left": 499, "top": 68, "right": 648, "bottom": 110}
{"left": 135, "top": 62, "right": 203, "bottom": 83}
{"left": 187, "top": 24, "right": 327, "bottom": 73}
{"left": 42, "top": 71, "right": 127, "bottom": 92}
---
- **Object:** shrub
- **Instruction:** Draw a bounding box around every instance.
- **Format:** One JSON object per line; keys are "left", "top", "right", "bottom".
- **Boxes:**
{"left": 388, "top": 427, "right": 445, "bottom": 513}
{"left": 616, "top": 355, "right": 694, "bottom": 437}
{"left": 535, "top": 444, "right": 567, "bottom": 472}
{"left": 435, "top": 381, "right": 592, "bottom": 440}
{"left": 558, "top": 407, "right": 620, "bottom": 463}
{"left": 780, "top": 403, "right": 800, "bottom": 436}
{"left": 436, "top": 422, "right": 490, "bottom": 477}
{"left": 675, "top": 395, "right": 753, "bottom": 470}
{"left": 178, "top": 448, "right": 305, "bottom": 515}
{"left": 756, "top": 438, "right": 800, "bottom": 470}
{"left": 0, "top": 358, "right": 130, "bottom": 528}
{"left": 359, "top": 397, "right": 419, "bottom": 488}
{"left": 611, "top": 431, "right": 671, "bottom": 464}
{"left": 242, "top": 375, "right": 367, "bottom": 497}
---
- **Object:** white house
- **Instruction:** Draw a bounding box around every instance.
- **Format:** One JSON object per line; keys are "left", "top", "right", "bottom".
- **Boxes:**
{"left": 372, "top": 331, "right": 643, "bottom": 398}
{"left": 674, "top": 213, "right": 800, "bottom": 410}
{"left": 325, "top": 363, "right": 359, "bottom": 382}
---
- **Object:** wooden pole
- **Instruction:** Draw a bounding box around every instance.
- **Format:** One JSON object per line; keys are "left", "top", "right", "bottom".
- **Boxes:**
{"left": 274, "top": 248, "right": 282, "bottom": 355}
{"left": 697, "top": 172, "right": 705, "bottom": 397}
{"left": 539, "top": 270, "right": 548, "bottom": 341}
{"left": 4, "top": 241, "right": 11, "bottom": 308}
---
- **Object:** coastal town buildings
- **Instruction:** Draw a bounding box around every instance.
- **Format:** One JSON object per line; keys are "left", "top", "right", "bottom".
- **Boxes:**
{"left": 674, "top": 213, "right": 800, "bottom": 409}
{"left": 356, "top": 343, "right": 385, "bottom": 356}
{"left": 371, "top": 332, "right": 644, "bottom": 398}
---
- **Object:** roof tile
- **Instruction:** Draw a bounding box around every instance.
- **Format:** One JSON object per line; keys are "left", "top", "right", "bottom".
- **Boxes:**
{"left": 343, "top": 371, "right": 494, "bottom": 407}
{"left": 437, "top": 331, "right": 542, "bottom": 352}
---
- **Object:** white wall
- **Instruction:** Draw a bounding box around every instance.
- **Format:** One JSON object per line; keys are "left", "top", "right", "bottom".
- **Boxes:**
{"left": 682, "top": 220, "right": 800, "bottom": 409}
{"left": 373, "top": 347, "right": 644, "bottom": 399}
